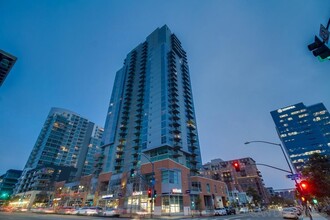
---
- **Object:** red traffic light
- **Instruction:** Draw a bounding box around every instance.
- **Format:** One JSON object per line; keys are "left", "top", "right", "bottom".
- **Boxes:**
{"left": 299, "top": 180, "right": 308, "bottom": 190}
{"left": 232, "top": 161, "right": 240, "bottom": 172}
{"left": 148, "top": 189, "right": 152, "bottom": 198}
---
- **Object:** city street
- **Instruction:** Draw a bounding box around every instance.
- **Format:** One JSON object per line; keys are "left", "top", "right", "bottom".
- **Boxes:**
{"left": 0, "top": 212, "right": 124, "bottom": 220}
{"left": 1, "top": 211, "right": 329, "bottom": 220}
{"left": 0, "top": 211, "right": 292, "bottom": 220}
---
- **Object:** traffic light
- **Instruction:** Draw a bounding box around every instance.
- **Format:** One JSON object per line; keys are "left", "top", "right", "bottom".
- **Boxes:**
{"left": 153, "top": 190, "right": 157, "bottom": 198}
{"left": 130, "top": 168, "right": 135, "bottom": 177}
{"left": 232, "top": 161, "right": 240, "bottom": 172}
{"left": 148, "top": 188, "right": 152, "bottom": 198}
{"left": 299, "top": 180, "right": 309, "bottom": 192}
{"left": 308, "top": 36, "right": 330, "bottom": 60}
{"left": 0, "top": 192, "right": 9, "bottom": 199}
{"left": 312, "top": 198, "right": 318, "bottom": 204}
{"left": 297, "top": 180, "right": 310, "bottom": 196}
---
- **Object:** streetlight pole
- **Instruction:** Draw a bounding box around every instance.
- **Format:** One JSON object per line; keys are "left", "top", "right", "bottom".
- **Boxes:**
{"left": 139, "top": 152, "right": 155, "bottom": 218}
{"left": 244, "top": 140, "right": 295, "bottom": 175}
{"left": 245, "top": 140, "right": 313, "bottom": 220}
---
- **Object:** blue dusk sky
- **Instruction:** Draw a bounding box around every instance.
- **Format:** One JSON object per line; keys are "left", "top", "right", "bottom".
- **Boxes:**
{"left": 0, "top": 0, "right": 329, "bottom": 189}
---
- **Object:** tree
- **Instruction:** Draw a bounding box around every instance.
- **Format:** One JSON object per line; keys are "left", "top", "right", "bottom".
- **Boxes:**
{"left": 246, "top": 187, "right": 261, "bottom": 205}
{"left": 302, "top": 153, "right": 330, "bottom": 201}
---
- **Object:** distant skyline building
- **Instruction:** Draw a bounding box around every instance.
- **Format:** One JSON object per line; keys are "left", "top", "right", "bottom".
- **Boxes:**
{"left": 102, "top": 25, "right": 202, "bottom": 175}
{"left": 0, "top": 49, "right": 17, "bottom": 86}
{"left": 271, "top": 102, "right": 330, "bottom": 171}
{"left": 15, "top": 108, "right": 103, "bottom": 196}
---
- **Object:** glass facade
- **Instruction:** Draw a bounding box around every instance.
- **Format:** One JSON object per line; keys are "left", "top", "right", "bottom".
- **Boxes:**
{"left": 102, "top": 25, "right": 202, "bottom": 174}
{"left": 19, "top": 108, "right": 103, "bottom": 193}
{"left": 271, "top": 102, "right": 330, "bottom": 171}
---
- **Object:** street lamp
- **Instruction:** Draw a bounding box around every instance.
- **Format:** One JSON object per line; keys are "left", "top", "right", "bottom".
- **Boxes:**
{"left": 244, "top": 140, "right": 295, "bottom": 175}
{"left": 139, "top": 152, "right": 155, "bottom": 218}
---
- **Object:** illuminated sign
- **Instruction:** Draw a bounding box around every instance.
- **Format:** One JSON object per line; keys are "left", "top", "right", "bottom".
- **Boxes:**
{"left": 171, "top": 188, "right": 182, "bottom": 194}
{"left": 277, "top": 106, "right": 296, "bottom": 113}
{"left": 132, "top": 191, "right": 143, "bottom": 196}
{"left": 102, "top": 194, "right": 114, "bottom": 199}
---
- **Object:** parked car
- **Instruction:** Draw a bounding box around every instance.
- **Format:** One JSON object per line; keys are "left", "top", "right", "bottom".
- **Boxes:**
{"left": 214, "top": 207, "right": 227, "bottom": 216}
{"left": 239, "top": 207, "right": 249, "bottom": 213}
{"left": 225, "top": 206, "right": 236, "bottom": 215}
{"left": 282, "top": 207, "right": 300, "bottom": 219}
{"left": 99, "top": 207, "right": 120, "bottom": 217}
{"left": 253, "top": 207, "right": 262, "bottom": 212}
{"left": 31, "top": 207, "right": 55, "bottom": 213}
{"left": 76, "top": 206, "right": 103, "bottom": 216}
{"left": 56, "top": 206, "right": 77, "bottom": 215}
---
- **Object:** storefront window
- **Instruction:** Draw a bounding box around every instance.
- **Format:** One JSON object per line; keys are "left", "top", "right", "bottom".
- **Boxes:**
{"left": 162, "top": 195, "right": 183, "bottom": 213}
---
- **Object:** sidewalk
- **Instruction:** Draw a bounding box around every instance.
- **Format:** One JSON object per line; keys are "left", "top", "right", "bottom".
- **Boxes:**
{"left": 303, "top": 212, "right": 330, "bottom": 220}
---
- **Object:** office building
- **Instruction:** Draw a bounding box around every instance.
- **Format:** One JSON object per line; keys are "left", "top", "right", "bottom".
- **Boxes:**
{"left": 0, "top": 49, "right": 17, "bottom": 86}
{"left": 202, "top": 157, "right": 269, "bottom": 205}
{"left": 271, "top": 102, "right": 330, "bottom": 171}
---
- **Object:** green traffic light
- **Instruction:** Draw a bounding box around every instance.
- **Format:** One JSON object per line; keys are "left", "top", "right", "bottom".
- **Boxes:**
{"left": 0, "top": 192, "right": 9, "bottom": 199}
{"left": 312, "top": 198, "right": 318, "bottom": 204}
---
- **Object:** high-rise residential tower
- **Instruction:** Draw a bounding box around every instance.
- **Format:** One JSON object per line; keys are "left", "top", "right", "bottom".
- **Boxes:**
{"left": 16, "top": 108, "right": 103, "bottom": 195}
{"left": 102, "top": 25, "right": 202, "bottom": 175}
{"left": 271, "top": 102, "right": 330, "bottom": 171}
{"left": 0, "top": 49, "right": 17, "bottom": 86}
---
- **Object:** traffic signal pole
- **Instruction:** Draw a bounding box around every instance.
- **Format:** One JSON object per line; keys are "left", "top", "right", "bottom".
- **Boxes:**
{"left": 245, "top": 141, "right": 313, "bottom": 220}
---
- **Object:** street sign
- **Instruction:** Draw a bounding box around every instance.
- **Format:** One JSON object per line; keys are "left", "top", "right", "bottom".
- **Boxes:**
{"left": 320, "top": 24, "right": 329, "bottom": 44}
{"left": 286, "top": 173, "right": 301, "bottom": 180}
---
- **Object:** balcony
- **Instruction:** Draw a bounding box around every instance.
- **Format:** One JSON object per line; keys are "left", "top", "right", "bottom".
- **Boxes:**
{"left": 173, "top": 152, "right": 181, "bottom": 158}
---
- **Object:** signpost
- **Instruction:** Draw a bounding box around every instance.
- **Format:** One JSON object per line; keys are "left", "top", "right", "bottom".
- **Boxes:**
{"left": 320, "top": 24, "right": 329, "bottom": 44}
{"left": 286, "top": 173, "right": 302, "bottom": 180}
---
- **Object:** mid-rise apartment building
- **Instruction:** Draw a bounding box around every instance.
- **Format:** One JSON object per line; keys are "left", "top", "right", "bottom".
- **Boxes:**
{"left": 14, "top": 108, "right": 103, "bottom": 204}
{"left": 202, "top": 157, "right": 269, "bottom": 205}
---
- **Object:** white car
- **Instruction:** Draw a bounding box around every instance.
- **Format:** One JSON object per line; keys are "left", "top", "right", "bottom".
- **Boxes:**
{"left": 282, "top": 207, "right": 300, "bottom": 219}
{"left": 100, "top": 208, "right": 120, "bottom": 217}
{"left": 239, "top": 207, "right": 249, "bottom": 213}
{"left": 214, "top": 207, "right": 227, "bottom": 216}
{"left": 76, "top": 206, "right": 103, "bottom": 216}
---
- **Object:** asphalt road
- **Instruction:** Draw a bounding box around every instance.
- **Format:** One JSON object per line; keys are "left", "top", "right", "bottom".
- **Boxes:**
{"left": 0, "top": 211, "right": 286, "bottom": 220}
{"left": 0, "top": 212, "right": 124, "bottom": 220}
